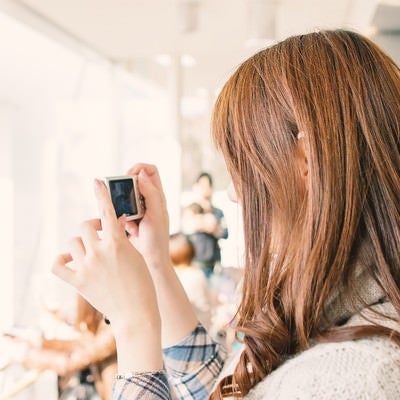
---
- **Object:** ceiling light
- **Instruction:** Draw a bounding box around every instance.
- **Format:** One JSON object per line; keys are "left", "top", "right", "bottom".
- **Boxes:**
{"left": 181, "top": 54, "right": 196, "bottom": 67}
{"left": 155, "top": 54, "right": 172, "bottom": 66}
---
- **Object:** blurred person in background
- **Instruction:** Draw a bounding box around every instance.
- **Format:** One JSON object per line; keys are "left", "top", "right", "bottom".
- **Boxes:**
{"left": 169, "top": 232, "right": 212, "bottom": 330}
{"left": 5, "top": 295, "right": 116, "bottom": 400}
{"left": 53, "top": 30, "right": 400, "bottom": 400}
{"left": 182, "top": 173, "right": 228, "bottom": 279}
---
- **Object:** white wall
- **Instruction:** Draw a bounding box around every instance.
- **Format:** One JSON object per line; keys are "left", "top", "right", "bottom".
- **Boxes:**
{"left": 0, "top": 10, "right": 182, "bottom": 330}
{"left": 0, "top": 103, "right": 15, "bottom": 329}
{"left": 374, "top": 32, "right": 400, "bottom": 64}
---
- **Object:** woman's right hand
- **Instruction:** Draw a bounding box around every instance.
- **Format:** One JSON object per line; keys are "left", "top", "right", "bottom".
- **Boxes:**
{"left": 52, "top": 179, "right": 163, "bottom": 371}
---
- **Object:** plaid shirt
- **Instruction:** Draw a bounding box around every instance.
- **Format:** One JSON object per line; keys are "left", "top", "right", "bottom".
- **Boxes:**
{"left": 113, "top": 324, "right": 227, "bottom": 400}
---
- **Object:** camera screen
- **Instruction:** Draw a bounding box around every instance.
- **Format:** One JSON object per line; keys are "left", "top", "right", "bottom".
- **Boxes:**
{"left": 109, "top": 179, "right": 138, "bottom": 217}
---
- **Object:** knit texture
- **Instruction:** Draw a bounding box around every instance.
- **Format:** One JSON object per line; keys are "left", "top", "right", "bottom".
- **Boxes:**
{"left": 246, "top": 302, "right": 400, "bottom": 400}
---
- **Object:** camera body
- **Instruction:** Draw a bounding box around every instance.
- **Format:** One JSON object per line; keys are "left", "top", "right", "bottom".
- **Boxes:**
{"left": 103, "top": 175, "right": 145, "bottom": 221}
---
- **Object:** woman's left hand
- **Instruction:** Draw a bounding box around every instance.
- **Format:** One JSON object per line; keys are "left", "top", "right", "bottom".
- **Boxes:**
{"left": 123, "top": 164, "right": 170, "bottom": 271}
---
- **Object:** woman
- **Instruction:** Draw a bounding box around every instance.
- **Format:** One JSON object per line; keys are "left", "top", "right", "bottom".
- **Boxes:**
{"left": 53, "top": 30, "right": 400, "bottom": 399}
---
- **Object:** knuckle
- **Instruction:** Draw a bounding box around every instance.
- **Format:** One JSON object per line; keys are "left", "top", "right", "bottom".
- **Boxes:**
{"left": 69, "top": 236, "right": 79, "bottom": 244}
{"left": 107, "top": 237, "right": 122, "bottom": 254}
{"left": 51, "top": 259, "right": 61, "bottom": 275}
{"left": 80, "top": 219, "right": 101, "bottom": 236}
{"left": 127, "top": 166, "right": 137, "bottom": 175}
{"left": 86, "top": 247, "right": 100, "bottom": 263}
{"left": 108, "top": 238, "right": 119, "bottom": 252}
{"left": 73, "top": 275, "right": 86, "bottom": 290}
{"left": 69, "top": 236, "right": 82, "bottom": 249}
{"left": 102, "top": 207, "right": 115, "bottom": 219}
{"left": 79, "top": 220, "right": 91, "bottom": 232}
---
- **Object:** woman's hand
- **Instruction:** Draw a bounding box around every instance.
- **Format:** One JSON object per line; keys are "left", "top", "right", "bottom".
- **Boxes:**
{"left": 124, "top": 164, "right": 171, "bottom": 270}
{"left": 122, "top": 164, "right": 199, "bottom": 346}
{"left": 52, "top": 179, "right": 163, "bottom": 372}
{"left": 53, "top": 179, "right": 159, "bottom": 328}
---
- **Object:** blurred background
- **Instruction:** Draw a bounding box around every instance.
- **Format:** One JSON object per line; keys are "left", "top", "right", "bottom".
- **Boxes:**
{"left": 0, "top": 0, "right": 398, "bottom": 398}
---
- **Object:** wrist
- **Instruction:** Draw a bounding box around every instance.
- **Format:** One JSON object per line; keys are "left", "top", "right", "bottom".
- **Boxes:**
{"left": 140, "top": 245, "right": 171, "bottom": 271}
{"left": 146, "top": 257, "right": 174, "bottom": 273}
{"left": 112, "top": 315, "right": 161, "bottom": 341}
{"left": 113, "top": 320, "right": 163, "bottom": 373}
{"left": 150, "top": 263, "right": 178, "bottom": 286}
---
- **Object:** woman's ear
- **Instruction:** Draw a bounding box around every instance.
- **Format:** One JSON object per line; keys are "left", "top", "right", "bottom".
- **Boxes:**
{"left": 296, "top": 132, "right": 308, "bottom": 178}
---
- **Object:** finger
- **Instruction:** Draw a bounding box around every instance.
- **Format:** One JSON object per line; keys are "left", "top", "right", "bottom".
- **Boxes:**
{"left": 137, "top": 169, "right": 167, "bottom": 210}
{"left": 127, "top": 163, "right": 157, "bottom": 177}
{"left": 118, "top": 214, "right": 127, "bottom": 225}
{"left": 117, "top": 214, "right": 133, "bottom": 236}
{"left": 52, "top": 253, "right": 76, "bottom": 285}
{"left": 69, "top": 237, "right": 85, "bottom": 261}
{"left": 94, "top": 179, "right": 125, "bottom": 241}
{"left": 127, "top": 164, "right": 164, "bottom": 196}
{"left": 124, "top": 220, "right": 139, "bottom": 237}
{"left": 80, "top": 219, "right": 101, "bottom": 246}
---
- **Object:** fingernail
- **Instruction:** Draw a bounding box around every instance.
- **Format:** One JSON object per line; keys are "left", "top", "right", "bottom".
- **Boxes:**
{"left": 94, "top": 178, "right": 102, "bottom": 192}
{"left": 139, "top": 169, "right": 148, "bottom": 180}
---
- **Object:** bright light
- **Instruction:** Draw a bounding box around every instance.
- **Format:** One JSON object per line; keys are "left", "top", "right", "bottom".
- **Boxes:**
{"left": 155, "top": 53, "right": 172, "bottom": 66}
{"left": 181, "top": 54, "right": 196, "bottom": 67}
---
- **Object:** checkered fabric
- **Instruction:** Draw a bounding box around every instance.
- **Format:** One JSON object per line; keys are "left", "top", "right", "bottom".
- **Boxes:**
{"left": 112, "top": 324, "right": 227, "bottom": 400}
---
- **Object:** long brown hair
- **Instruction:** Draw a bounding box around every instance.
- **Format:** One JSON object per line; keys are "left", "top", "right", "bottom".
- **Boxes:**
{"left": 211, "top": 30, "right": 400, "bottom": 398}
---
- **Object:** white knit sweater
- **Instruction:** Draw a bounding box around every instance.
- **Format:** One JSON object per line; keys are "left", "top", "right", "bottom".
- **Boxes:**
{"left": 245, "top": 302, "right": 400, "bottom": 400}
{"left": 217, "top": 280, "right": 399, "bottom": 400}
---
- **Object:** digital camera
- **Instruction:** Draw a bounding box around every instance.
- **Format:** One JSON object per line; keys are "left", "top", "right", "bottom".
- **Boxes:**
{"left": 103, "top": 175, "right": 145, "bottom": 220}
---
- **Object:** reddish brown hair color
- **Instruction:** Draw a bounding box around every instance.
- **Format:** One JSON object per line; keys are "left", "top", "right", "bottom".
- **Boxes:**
{"left": 169, "top": 233, "right": 195, "bottom": 266}
{"left": 76, "top": 294, "right": 103, "bottom": 334}
{"left": 211, "top": 30, "right": 400, "bottom": 398}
